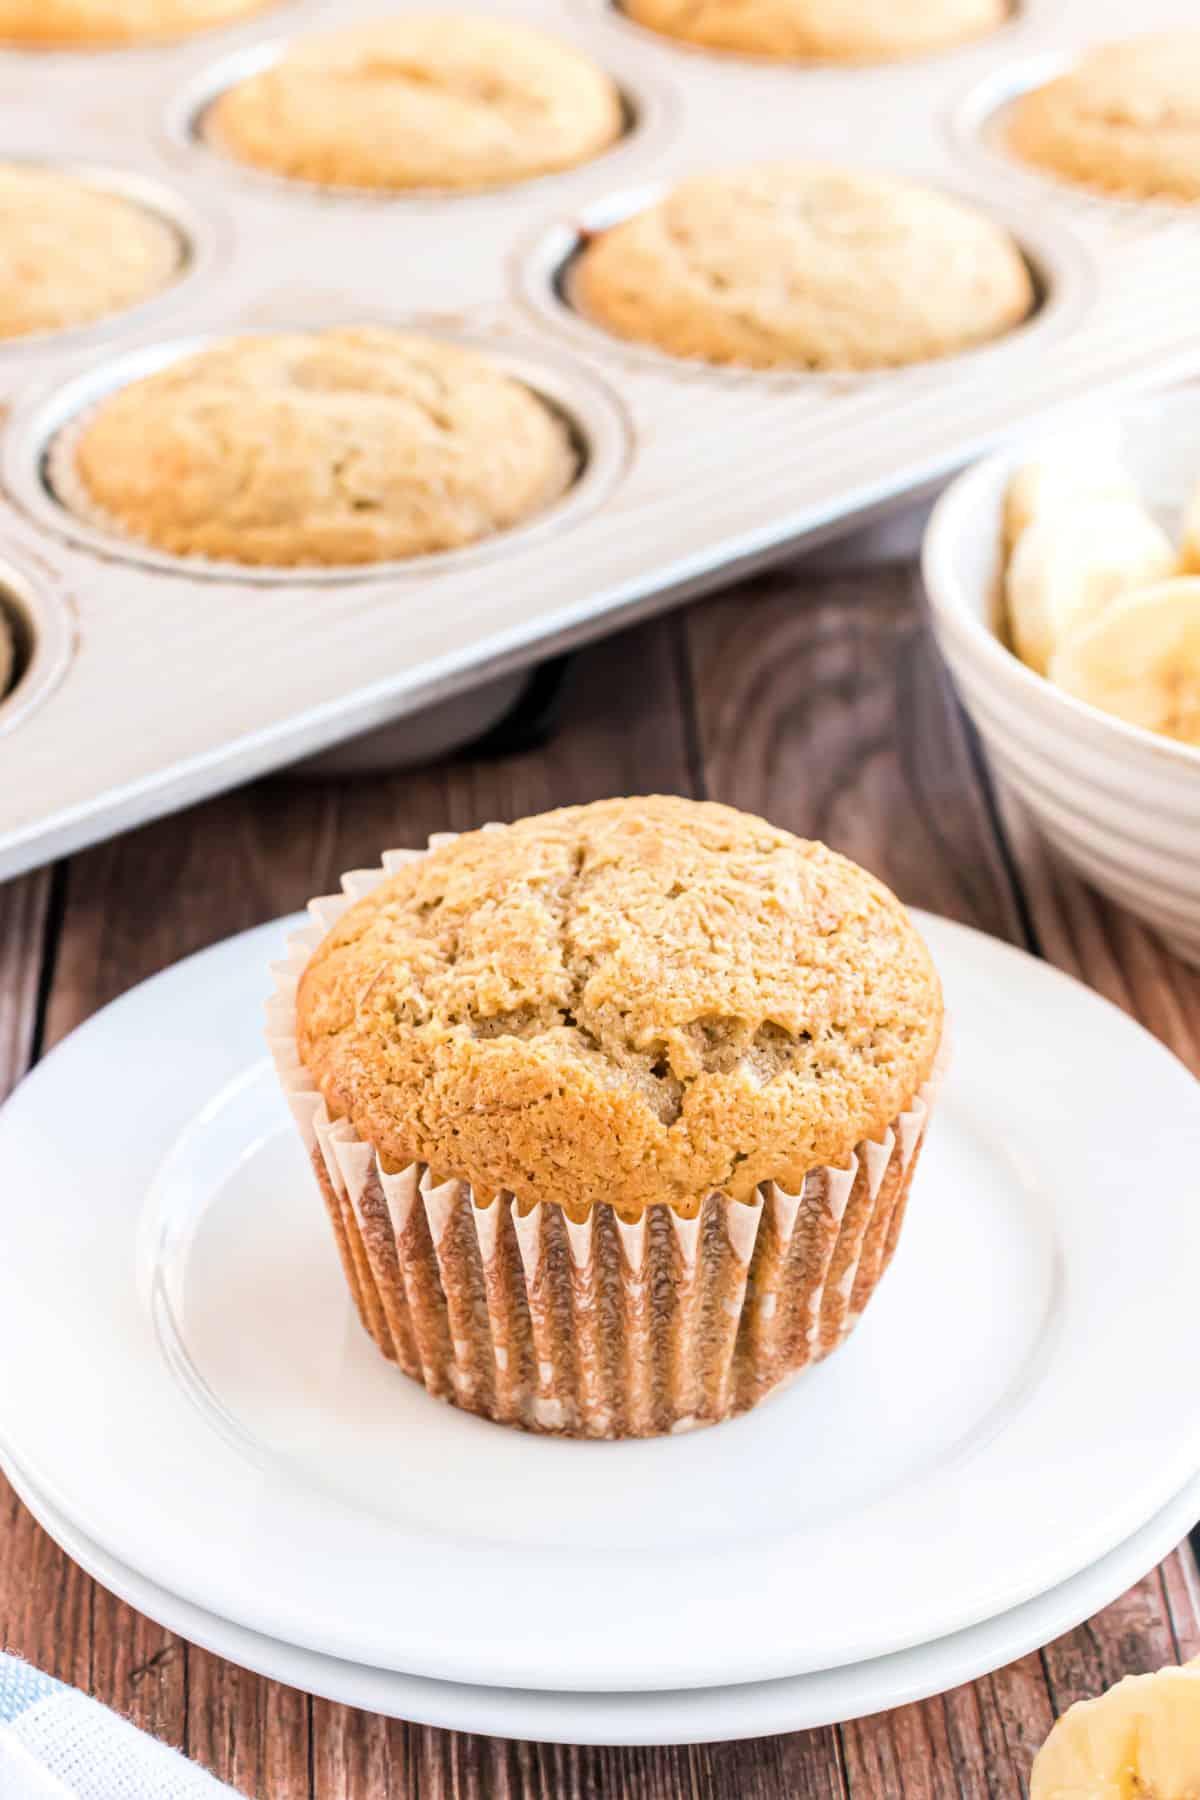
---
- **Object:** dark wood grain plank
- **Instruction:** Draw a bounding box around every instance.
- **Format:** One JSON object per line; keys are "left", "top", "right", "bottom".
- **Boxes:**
{"left": 0, "top": 868, "right": 50, "bottom": 1098}
{"left": 187, "top": 1654, "right": 313, "bottom": 1800}
{"left": 1162, "top": 1546, "right": 1200, "bottom": 1665}
{"left": 682, "top": 564, "right": 1026, "bottom": 935}
{"left": 994, "top": 787, "right": 1200, "bottom": 1079}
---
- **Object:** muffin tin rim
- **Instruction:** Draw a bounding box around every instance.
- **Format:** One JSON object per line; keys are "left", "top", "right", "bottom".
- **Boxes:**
{"left": 514, "top": 171, "right": 1099, "bottom": 390}
{"left": 5, "top": 320, "right": 635, "bottom": 587}
{"left": 164, "top": 25, "right": 681, "bottom": 206}
{"left": 0, "top": 557, "right": 76, "bottom": 741}
{"left": 0, "top": 154, "right": 227, "bottom": 360}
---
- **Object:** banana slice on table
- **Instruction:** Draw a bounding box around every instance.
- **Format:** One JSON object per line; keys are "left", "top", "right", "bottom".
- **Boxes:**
{"left": 1049, "top": 576, "right": 1200, "bottom": 746}
{"left": 1005, "top": 497, "right": 1175, "bottom": 677}
{"left": 1032, "top": 1662, "right": 1200, "bottom": 1798}
{"left": 1004, "top": 431, "right": 1139, "bottom": 551}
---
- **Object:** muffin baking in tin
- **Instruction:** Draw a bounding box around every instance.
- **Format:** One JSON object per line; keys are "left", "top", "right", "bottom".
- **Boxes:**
{"left": 571, "top": 164, "right": 1035, "bottom": 371}
{"left": 0, "top": 163, "right": 183, "bottom": 339}
{"left": 621, "top": 0, "right": 1007, "bottom": 63}
{"left": 204, "top": 14, "right": 625, "bottom": 193}
{"left": 0, "top": 0, "right": 277, "bottom": 46}
{"left": 1008, "top": 32, "right": 1200, "bottom": 202}
{"left": 54, "top": 327, "right": 579, "bottom": 567}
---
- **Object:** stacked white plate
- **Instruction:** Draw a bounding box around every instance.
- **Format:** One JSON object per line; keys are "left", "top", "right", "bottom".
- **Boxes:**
{"left": 1, "top": 910, "right": 1199, "bottom": 1746}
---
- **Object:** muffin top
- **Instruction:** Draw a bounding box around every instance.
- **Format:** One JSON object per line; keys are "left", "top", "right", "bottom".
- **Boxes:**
{"left": 1008, "top": 33, "right": 1200, "bottom": 202}
{"left": 65, "top": 327, "right": 578, "bottom": 567}
{"left": 206, "top": 15, "right": 624, "bottom": 192}
{"left": 572, "top": 165, "right": 1034, "bottom": 370}
{"left": 0, "top": 164, "right": 181, "bottom": 338}
{"left": 296, "top": 797, "right": 943, "bottom": 1216}
{"left": 0, "top": 0, "right": 273, "bottom": 45}
{"left": 622, "top": 0, "right": 1005, "bottom": 62}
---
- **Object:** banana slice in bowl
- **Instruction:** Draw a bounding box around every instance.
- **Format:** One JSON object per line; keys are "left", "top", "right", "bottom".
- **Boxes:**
{"left": 1049, "top": 578, "right": 1200, "bottom": 747}
{"left": 922, "top": 392, "right": 1200, "bottom": 968}
{"left": 1032, "top": 1660, "right": 1200, "bottom": 1798}
{"left": 1003, "top": 429, "right": 1139, "bottom": 553}
{"left": 1006, "top": 497, "right": 1175, "bottom": 676}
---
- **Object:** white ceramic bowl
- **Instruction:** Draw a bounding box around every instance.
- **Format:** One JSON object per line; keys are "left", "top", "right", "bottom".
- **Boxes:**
{"left": 922, "top": 392, "right": 1200, "bottom": 967}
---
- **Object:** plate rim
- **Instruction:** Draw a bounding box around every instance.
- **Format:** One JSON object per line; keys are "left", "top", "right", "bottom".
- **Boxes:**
{"left": 4, "top": 1447, "right": 1198, "bottom": 1747}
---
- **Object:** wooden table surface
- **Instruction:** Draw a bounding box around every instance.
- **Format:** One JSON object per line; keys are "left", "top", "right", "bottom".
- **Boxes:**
{"left": 2, "top": 554, "right": 1199, "bottom": 1798}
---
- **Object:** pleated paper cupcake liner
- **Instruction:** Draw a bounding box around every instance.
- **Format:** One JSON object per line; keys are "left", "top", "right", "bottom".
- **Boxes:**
{"left": 268, "top": 837, "right": 946, "bottom": 1438}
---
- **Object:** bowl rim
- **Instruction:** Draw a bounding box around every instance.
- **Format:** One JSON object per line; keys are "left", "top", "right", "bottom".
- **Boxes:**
{"left": 921, "top": 432, "right": 1200, "bottom": 776}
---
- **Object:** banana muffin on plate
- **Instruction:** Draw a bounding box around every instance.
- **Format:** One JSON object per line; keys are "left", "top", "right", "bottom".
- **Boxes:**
{"left": 55, "top": 326, "right": 578, "bottom": 567}
{"left": 0, "top": 0, "right": 274, "bottom": 45}
{"left": 1008, "top": 33, "right": 1200, "bottom": 202}
{"left": 572, "top": 165, "right": 1034, "bottom": 371}
{"left": 0, "top": 164, "right": 181, "bottom": 337}
{"left": 206, "top": 15, "right": 624, "bottom": 192}
{"left": 623, "top": 0, "right": 1005, "bottom": 61}
{"left": 270, "top": 796, "right": 946, "bottom": 1438}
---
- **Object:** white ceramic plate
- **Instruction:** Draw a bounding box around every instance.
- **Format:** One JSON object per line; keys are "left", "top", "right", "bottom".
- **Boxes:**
{"left": 0, "top": 913, "right": 1199, "bottom": 1693}
{"left": 5, "top": 1449, "right": 1199, "bottom": 1747}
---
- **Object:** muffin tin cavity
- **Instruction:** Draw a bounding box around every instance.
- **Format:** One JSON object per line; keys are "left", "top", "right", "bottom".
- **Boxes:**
{"left": 170, "top": 33, "right": 675, "bottom": 200}
{"left": 598, "top": 0, "right": 1019, "bottom": 64}
{"left": 950, "top": 53, "right": 1200, "bottom": 221}
{"left": 0, "top": 162, "right": 215, "bottom": 352}
{"left": 0, "top": 0, "right": 287, "bottom": 53}
{"left": 8, "top": 329, "right": 632, "bottom": 584}
{"left": 0, "top": 563, "right": 74, "bottom": 738}
{"left": 519, "top": 181, "right": 1092, "bottom": 385}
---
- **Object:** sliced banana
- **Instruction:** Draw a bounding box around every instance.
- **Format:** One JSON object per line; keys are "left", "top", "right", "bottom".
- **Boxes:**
{"left": 1005, "top": 497, "right": 1175, "bottom": 677}
{"left": 1032, "top": 1663, "right": 1200, "bottom": 1798}
{"left": 1004, "top": 429, "right": 1138, "bottom": 551}
{"left": 1049, "top": 576, "right": 1200, "bottom": 746}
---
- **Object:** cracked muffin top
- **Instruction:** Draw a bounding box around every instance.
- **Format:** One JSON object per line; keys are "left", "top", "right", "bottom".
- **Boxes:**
{"left": 572, "top": 164, "right": 1034, "bottom": 371}
{"left": 64, "top": 327, "right": 578, "bottom": 567}
{"left": 0, "top": 164, "right": 182, "bottom": 338}
{"left": 205, "top": 14, "right": 624, "bottom": 192}
{"left": 296, "top": 797, "right": 943, "bottom": 1216}
{"left": 0, "top": 0, "right": 275, "bottom": 45}
{"left": 621, "top": 0, "right": 1005, "bottom": 63}
{"left": 1007, "top": 33, "right": 1200, "bottom": 202}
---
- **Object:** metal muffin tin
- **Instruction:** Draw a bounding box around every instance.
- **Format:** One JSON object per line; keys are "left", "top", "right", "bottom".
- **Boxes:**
{"left": 2, "top": 0, "right": 1199, "bottom": 876}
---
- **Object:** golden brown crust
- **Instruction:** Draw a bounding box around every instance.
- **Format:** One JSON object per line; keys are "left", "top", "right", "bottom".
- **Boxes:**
{"left": 296, "top": 797, "right": 944, "bottom": 1216}
{"left": 1008, "top": 33, "right": 1200, "bottom": 201}
{"left": 0, "top": 0, "right": 274, "bottom": 45}
{"left": 0, "top": 164, "right": 181, "bottom": 338}
{"left": 572, "top": 165, "right": 1034, "bottom": 371}
{"left": 66, "top": 327, "right": 578, "bottom": 567}
{"left": 622, "top": 0, "right": 1005, "bottom": 62}
{"left": 206, "top": 15, "right": 624, "bottom": 192}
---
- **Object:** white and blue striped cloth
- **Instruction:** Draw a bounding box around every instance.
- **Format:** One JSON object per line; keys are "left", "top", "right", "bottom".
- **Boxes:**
{"left": 0, "top": 1656, "right": 242, "bottom": 1799}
